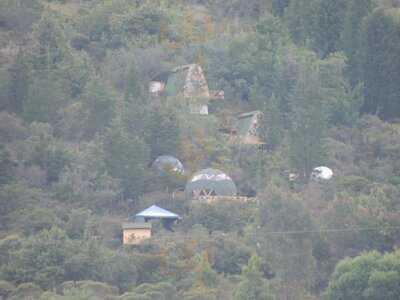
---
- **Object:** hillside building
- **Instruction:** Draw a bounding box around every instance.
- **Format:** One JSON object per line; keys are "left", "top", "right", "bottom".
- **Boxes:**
{"left": 149, "top": 64, "right": 223, "bottom": 115}
{"left": 122, "top": 205, "right": 181, "bottom": 245}
{"left": 122, "top": 222, "right": 152, "bottom": 245}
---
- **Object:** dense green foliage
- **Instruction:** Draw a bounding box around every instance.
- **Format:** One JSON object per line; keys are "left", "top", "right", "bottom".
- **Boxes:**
{"left": 1, "top": 0, "right": 400, "bottom": 299}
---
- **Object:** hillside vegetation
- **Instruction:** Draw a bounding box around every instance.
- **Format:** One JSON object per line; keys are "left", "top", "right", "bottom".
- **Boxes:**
{"left": 1, "top": 0, "right": 400, "bottom": 299}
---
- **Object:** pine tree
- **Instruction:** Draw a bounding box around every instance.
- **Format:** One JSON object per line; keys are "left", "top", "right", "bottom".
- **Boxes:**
{"left": 341, "top": 0, "right": 373, "bottom": 86}
{"left": 7, "top": 49, "right": 30, "bottom": 114}
{"left": 82, "top": 78, "right": 116, "bottom": 138}
{"left": 124, "top": 62, "right": 142, "bottom": 103}
{"left": 315, "top": 0, "right": 348, "bottom": 57}
{"left": 233, "top": 255, "right": 275, "bottom": 300}
{"left": 284, "top": 0, "right": 320, "bottom": 47}
{"left": 289, "top": 55, "right": 328, "bottom": 179}
{"left": 362, "top": 7, "right": 400, "bottom": 120}
{"left": 103, "top": 118, "right": 150, "bottom": 199}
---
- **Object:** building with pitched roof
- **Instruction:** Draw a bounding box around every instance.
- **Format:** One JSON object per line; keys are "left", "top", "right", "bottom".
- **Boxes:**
{"left": 149, "top": 64, "right": 224, "bottom": 115}
{"left": 122, "top": 205, "right": 181, "bottom": 245}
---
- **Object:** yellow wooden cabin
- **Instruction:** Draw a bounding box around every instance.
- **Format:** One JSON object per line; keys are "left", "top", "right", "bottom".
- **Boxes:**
{"left": 122, "top": 222, "right": 152, "bottom": 245}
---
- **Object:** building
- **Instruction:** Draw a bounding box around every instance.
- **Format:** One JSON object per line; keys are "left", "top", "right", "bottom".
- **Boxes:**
{"left": 122, "top": 205, "right": 181, "bottom": 245}
{"left": 149, "top": 64, "right": 224, "bottom": 115}
{"left": 122, "top": 222, "right": 152, "bottom": 245}
{"left": 185, "top": 168, "right": 237, "bottom": 200}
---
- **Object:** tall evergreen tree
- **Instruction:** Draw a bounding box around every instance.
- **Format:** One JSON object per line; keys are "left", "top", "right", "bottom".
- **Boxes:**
{"left": 315, "top": 0, "right": 348, "bottom": 57}
{"left": 289, "top": 55, "right": 328, "bottom": 179}
{"left": 233, "top": 255, "right": 275, "bottom": 300}
{"left": 82, "top": 78, "right": 116, "bottom": 138}
{"left": 144, "top": 108, "right": 180, "bottom": 160}
{"left": 341, "top": 0, "right": 373, "bottom": 86}
{"left": 7, "top": 50, "right": 30, "bottom": 114}
{"left": 103, "top": 118, "right": 150, "bottom": 199}
{"left": 362, "top": 7, "right": 400, "bottom": 120}
{"left": 284, "top": 0, "right": 320, "bottom": 47}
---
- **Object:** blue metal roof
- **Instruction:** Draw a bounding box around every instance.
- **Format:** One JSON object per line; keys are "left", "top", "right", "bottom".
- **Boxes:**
{"left": 135, "top": 205, "right": 181, "bottom": 219}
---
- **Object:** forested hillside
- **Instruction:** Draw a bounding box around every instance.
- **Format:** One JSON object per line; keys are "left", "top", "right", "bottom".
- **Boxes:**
{"left": 1, "top": 0, "right": 400, "bottom": 299}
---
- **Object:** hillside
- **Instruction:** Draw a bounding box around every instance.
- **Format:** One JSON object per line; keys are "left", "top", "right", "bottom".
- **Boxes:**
{"left": 1, "top": 0, "right": 400, "bottom": 299}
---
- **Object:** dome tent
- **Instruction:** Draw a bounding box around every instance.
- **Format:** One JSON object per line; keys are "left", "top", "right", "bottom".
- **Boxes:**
{"left": 311, "top": 166, "right": 333, "bottom": 181}
{"left": 152, "top": 155, "right": 184, "bottom": 175}
{"left": 185, "top": 168, "right": 237, "bottom": 198}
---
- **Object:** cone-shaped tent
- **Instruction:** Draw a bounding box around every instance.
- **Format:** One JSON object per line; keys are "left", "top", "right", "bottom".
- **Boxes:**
{"left": 135, "top": 205, "right": 181, "bottom": 220}
{"left": 185, "top": 168, "right": 237, "bottom": 198}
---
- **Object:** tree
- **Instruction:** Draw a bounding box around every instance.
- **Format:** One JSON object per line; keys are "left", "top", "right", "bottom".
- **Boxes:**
{"left": 124, "top": 62, "right": 143, "bottom": 103}
{"left": 103, "top": 118, "right": 150, "bottom": 199}
{"left": 183, "top": 253, "right": 218, "bottom": 300}
{"left": 0, "top": 145, "right": 16, "bottom": 185}
{"left": 315, "top": 0, "right": 348, "bottom": 57}
{"left": 3, "top": 228, "right": 71, "bottom": 289}
{"left": 193, "top": 252, "right": 218, "bottom": 289}
{"left": 6, "top": 50, "right": 30, "bottom": 114}
{"left": 0, "top": 0, "right": 42, "bottom": 33}
{"left": 362, "top": 7, "right": 400, "bottom": 120}
{"left": 284, "top": 0, "right": 320, "bottom": 47}
{"left": 144, "top": 108, "right": 180, "bottom": 160}
{"left": 341, "top": 0, "right": 373, "bottom": 85}
{"left": 32, "top": 12, "right": 68, "bottom": 70}
{"left": 323, "top": 249, "right": 400, "bottom": 300}
{"left": 81, "top": 78, "right": 116, "bottom": 138}
{"left": 233, "top": 255, "right": 275, "bottom": 300}
{"left": 23, "top": 75, "right": 68, "bottom": 124}
{"left": 289, "top": 54, "right": 328, "bottom": 179}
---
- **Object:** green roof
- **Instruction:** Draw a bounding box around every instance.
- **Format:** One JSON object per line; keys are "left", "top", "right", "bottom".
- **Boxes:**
{"left": 122, "top": 222, "right": 152, "bottom": 230}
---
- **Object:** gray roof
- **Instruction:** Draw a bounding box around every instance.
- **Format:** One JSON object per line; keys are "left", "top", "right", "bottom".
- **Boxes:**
{"left": 185, "top": 168, "right": 237, "bottom": 197}
{"left": 135, "top": 205, "right": 181, "bottom": 219}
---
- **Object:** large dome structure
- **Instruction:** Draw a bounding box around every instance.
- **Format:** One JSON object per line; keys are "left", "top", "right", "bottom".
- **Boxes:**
{"left": 152, "top": 155, "right": 185, "bottom": 175}
{"left": 185, "top": 168, "right": 237, "bottom": 198}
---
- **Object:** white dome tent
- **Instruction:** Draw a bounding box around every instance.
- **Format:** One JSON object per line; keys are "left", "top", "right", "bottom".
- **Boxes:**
{"left": 311, "top": 166, "right": 333, "bottom": 181}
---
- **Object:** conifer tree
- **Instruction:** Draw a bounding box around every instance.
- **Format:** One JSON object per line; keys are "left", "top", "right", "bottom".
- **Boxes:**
{"left": 233, "top": 255, "right": 275, "bottom": 300}
{"left": 315, "top": 0, "right": 348, "bottom": 57}
{"left": 341, "top": 0, "right": 373, "bottom": 86}
{"left": 362, "top": 7, "right": 400, "bottom": 119}
{"left": 289, "top": 55, "right": 328, "bottom": 179}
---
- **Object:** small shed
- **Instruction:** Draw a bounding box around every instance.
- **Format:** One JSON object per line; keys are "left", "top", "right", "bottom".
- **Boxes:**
{"left": 122, "top": 205, "right": 181, "bottom": 245}
{"left": 122, "top": 222, "right": 152, "bottom": 245}
{"left": 185, "top": 168, "right": 237, "bottom": 199}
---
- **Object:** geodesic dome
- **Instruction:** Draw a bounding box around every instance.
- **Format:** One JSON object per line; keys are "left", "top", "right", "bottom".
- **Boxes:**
{"left": 311, "top": 166, "right": 333, "bottom": 181}
{"left": 152, "top": 155, "right": 184, "bottom": 175}
{"left": 185, "top": 168, "right": 237, "bottom": 198}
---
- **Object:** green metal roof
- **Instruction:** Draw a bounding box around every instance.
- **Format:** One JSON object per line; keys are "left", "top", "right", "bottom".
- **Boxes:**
{"left": 122, "top": 222, "right": 152, "bottom": 229}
